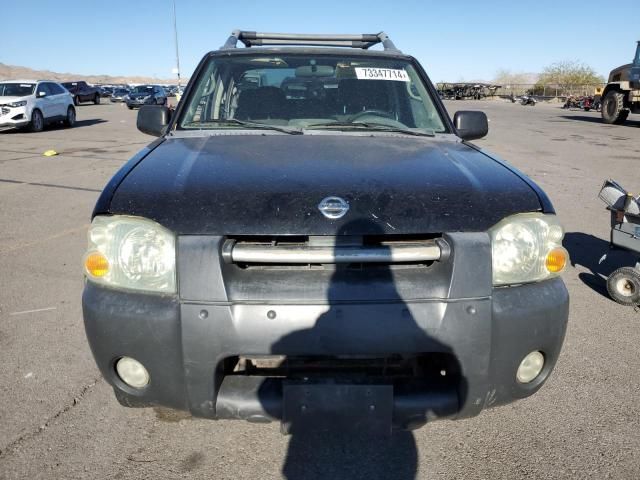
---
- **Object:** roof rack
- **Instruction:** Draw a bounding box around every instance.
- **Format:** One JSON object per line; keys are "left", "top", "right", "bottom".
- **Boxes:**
{"left": 221, "top": 30, "right": 400, "bottom": 53}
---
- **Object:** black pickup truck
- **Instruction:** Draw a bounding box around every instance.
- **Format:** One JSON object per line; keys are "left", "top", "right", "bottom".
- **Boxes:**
{"left": 82, "top": 31, "right": 569, "bottom": 434}
{"left": 62, "top": 80, "right": 101, "bottom": 105}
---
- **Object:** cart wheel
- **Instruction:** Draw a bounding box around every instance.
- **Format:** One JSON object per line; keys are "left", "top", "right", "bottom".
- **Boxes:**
{"left": 606, "top": 267, "right": 640, "bottom": 306}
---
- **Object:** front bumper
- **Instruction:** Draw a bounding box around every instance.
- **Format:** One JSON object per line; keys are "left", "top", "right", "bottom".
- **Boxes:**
{"left": 0, "top": 106, "right": 29, "bottom": 130}
{"left": 82, "top": 232, "right": 569, "bottom": 429}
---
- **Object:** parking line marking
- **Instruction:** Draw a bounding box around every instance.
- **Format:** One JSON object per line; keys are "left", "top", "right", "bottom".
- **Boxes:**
{"left": 0, "top": 224, "right": 89, "bottom": 254}
{"left": 9, "top": 307, "right": 57, "bottom": 316}
{"left": 0, "top": 178, "right": 101, "bottom": 193}
{"left": 0, "top": 156, "right": 39, "bottom": 164}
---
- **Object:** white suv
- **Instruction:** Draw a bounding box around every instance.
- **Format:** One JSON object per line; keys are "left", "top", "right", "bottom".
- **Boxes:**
{"left": 0, "top": 80, "right": 76, "bottom": 132}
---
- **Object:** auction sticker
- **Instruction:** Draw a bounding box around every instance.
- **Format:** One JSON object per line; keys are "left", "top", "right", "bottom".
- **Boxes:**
{"left": 355, "top": 68, "right": 409, "bottom": 81}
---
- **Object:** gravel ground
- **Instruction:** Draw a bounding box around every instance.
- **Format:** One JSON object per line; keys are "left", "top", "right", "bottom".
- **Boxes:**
{"left": 0, "top": 100, "right": 639, "bottom": 479}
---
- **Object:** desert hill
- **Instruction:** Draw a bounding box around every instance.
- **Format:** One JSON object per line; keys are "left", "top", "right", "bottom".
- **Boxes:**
{"left": 0, "top": 63, "right": 183, "bottom": 85}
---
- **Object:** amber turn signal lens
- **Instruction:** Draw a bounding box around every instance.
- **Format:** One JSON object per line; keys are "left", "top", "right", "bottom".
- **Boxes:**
{"left": 85, "top": 252, "right": 109, "bottom": 277}
{"left": 545, "top": 248, "right": 567, "bottom": 273}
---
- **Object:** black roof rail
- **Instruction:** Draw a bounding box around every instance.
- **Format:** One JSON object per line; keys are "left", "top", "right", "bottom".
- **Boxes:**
{"left": 221, "top": 30, "right": 400, "bottom": 53}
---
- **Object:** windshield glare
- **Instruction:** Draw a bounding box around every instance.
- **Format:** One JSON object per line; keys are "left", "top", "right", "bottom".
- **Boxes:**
{"left": 179, "top": 54, "right": 446, "bottom": 133}
{"left": 0, "top": 83, "right": 35, "bottom": 97}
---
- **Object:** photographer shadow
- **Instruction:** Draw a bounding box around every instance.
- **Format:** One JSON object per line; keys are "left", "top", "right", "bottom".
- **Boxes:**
{"left": 257, "top": 220, "right": 465, "bottom": 480}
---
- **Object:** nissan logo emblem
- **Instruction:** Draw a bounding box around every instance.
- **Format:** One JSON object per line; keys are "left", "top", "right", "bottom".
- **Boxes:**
{"left": 318, "top": 196, "right": 350, "bottom": 219}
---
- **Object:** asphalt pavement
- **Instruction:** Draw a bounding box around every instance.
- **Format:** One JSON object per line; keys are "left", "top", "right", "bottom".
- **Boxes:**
{"left": 0, "top": 99, "right": 639, "bottom": 479}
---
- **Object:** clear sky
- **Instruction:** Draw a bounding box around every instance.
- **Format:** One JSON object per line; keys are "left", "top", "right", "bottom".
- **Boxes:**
{"left": 2, "top": 0, "right": 638, "bottom": 82}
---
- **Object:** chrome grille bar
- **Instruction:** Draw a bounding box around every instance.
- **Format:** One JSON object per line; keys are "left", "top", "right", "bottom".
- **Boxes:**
{"left": 223, "top": 240, "right": 442, "bottom": 264}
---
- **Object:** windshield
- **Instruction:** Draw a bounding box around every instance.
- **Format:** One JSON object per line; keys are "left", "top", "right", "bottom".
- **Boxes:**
{"left": 114, "top": 89, "right": 128, "bottom": 95}
{"left": 132, "top": 86, "right": 154, "bottom": 94}
{"left": 0, "top": 83, "right": 35, "bottom": 97}
{"left": 179, "top": 54, "right": 446, "bottom": 133}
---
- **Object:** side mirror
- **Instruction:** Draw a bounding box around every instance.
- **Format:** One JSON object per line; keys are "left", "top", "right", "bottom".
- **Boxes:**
{"left": 137, "top": 105, "right": 171, "bottom": 137}
{"left": 453, "top": 111, "right": 488, "bottom": 141}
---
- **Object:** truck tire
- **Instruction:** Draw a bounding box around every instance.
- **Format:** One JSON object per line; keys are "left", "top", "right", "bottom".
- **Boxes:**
{"left": 73, "top": 95, "right": 79, "bottom": 106}
{"left": 601, "top": 90, "right": 629, "bottom": 124}
{"left": 606, "top": 267, "right": 640, "bottom": 306}
{"left": 94, "top": 94, "right": 100, "bottom": 105}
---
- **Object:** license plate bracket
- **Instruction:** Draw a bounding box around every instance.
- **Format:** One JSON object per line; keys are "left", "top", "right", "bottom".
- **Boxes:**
{"left": 282, "top": 383, "right": 393, "bottom": 435}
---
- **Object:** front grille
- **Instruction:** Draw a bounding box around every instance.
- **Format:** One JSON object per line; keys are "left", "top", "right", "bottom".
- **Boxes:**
{"left": 1, "top": 107, "right": 9, "bottom": 116}
{"left": 223, "top": 235, "right": 446, "bottom": 269}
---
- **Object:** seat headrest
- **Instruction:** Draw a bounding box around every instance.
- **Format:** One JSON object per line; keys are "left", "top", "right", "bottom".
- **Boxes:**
{"left": 236, "top": 87, "right": 286, "bottom": 120}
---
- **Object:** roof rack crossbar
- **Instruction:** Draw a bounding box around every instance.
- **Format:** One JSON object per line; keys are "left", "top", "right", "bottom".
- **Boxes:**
{"left": 221, "top": 30, "right": 400, "bottom": 52}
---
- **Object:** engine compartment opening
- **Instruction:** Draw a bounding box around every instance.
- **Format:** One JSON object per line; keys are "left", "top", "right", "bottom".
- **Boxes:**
{"left": 219, "top": 353, "right": 460, "bottom": 385}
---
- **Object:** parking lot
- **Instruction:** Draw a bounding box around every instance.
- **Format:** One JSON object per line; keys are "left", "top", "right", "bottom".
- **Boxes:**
{"left": 0, "top": 100, "right": 639, "bottom": 479}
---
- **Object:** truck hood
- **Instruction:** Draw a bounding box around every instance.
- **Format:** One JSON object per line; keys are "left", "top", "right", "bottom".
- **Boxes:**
{"left": 109, "top": 134, "right": 542, "bottom": 235}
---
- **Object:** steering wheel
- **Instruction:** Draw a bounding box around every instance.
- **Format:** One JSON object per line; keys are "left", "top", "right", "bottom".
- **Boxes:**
{"left": 349, "top": 109, "right": 396, "bottom": 122}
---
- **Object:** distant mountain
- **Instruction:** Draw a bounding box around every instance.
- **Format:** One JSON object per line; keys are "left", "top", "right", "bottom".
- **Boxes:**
{"left": 0, "top": 63, "right": 184, "bottom": 85}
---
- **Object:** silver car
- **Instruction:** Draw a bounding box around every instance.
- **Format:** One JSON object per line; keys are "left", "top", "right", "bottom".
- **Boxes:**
{"left": 0, "top": 79, "right": 75, "bottom": 132}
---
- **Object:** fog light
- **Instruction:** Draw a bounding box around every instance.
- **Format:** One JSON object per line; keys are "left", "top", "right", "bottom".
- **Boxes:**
{"left": 116, "top": 357, "right": 150, "bottom": 388}
{"left": 516, "top": 351, "right": 544, "bottom": 384}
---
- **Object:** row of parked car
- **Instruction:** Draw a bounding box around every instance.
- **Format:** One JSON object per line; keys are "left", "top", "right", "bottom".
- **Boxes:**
{"left": 98, "top": 84, "right": 183, "bottom": 99}
{"left": 59, "top": 81, "right": 181, "bottom": 109}
{"left": 0, "top": 79, "right": 180, "bottom": 132}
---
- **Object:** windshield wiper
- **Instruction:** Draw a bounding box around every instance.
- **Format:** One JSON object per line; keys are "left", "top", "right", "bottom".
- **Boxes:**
{"left": 185, "top": 119, "right": 302, "bottom": 135}
{"left": 305, "top": 121, "right": 435, "bottom": 137}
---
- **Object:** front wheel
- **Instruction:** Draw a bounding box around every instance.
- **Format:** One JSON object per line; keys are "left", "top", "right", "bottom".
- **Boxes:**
{"left": 601, "top": 90, "right": 629, "bottom": 124}
{"left": 607, "top": 267, "right": 640, "bottom": 306}
{"left": 94, "top": 94, "right": 100, "bottom": 105}
{"left": 64, "top": 106, "right": 76, "bottom": 127}
{"left": 29, "top": 109, "right": 44, "bottom": 132}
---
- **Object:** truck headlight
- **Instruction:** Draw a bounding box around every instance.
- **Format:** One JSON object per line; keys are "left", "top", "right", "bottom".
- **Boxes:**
{"left": 84, "top": 215, "right": 176, "bottom": 293}
{"left": 489, "top": 213, "right": 568, "bottom": 286}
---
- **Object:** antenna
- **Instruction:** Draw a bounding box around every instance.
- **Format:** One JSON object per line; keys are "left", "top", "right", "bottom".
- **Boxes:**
{"left": 172, "top": 0, "right": 181, "bottom": 89}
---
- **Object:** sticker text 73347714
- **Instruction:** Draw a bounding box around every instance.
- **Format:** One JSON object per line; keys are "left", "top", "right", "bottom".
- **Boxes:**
{"left": 354, "top": 68, "right": 410, "bottom": 82}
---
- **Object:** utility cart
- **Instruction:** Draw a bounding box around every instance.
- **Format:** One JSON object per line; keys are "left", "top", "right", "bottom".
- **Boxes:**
{"left": 599, "top": 180, "right": 640, "bottom": 305}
